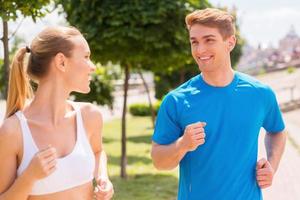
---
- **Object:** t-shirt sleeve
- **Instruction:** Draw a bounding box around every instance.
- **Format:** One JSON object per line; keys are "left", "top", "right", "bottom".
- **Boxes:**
{"left": 262, "top": 87, "right": 285, "bottom": 133}
{"left": 152, "top": 93, "right": 182, "bottom": 145}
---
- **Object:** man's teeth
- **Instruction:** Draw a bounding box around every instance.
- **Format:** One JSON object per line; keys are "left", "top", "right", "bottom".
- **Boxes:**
{"left": 199, "top": 56, "right": 211, "bottom": 60}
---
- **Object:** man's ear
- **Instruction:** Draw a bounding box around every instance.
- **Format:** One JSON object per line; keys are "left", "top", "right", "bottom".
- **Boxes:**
{"left": 54, "top": 53, "right": 66, "bottom": 72}
{"left": 227, "top": 35, "right": 236, "bottom": 52}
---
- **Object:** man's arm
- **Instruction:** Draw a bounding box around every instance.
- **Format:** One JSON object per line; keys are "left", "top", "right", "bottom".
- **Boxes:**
{"left": 265, "top": 130, "right": 286, "bottom": 172}
{"left": 256, "top": 130, "right": 286, "bottom": 189}
{"left": 151, "top": 138, "right": 188, "bottom": 170}
{"left": 151, "top": 122, "right": 206, "bottom": 170}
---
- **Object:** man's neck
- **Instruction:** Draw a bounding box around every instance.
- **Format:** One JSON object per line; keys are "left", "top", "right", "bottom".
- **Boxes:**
{"left": 201, "top": 69, "right": 235, "bottom": 87}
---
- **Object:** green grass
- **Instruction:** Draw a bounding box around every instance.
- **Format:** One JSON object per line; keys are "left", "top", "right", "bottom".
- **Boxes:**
{"left": 103, "top": 116, "right": 178, "bottom": 200}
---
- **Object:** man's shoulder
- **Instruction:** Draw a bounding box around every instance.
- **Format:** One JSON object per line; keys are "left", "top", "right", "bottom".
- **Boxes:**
{"left": 236, "top": 72, "right": 276, "bottom": 104}
{"left": 169, "top": 75, "right": 201, "bottom": 97}
{"left": 236, "top": 72, "right": 272, "bottom": 91}
{"left": 160, "top": 75, "right": 200, "bottom": 109}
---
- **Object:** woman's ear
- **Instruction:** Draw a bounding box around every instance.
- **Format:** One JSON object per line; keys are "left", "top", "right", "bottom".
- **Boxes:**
{"left": 54, "top": 53, "right": 66, "bottom": 72}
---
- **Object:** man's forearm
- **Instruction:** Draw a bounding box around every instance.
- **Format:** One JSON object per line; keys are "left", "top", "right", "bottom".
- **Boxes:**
{"left": 151, "top": 137, "right": 188, "bottom": 170}
{"left": 265, "top": 131, "right": 286, "bottom": 172}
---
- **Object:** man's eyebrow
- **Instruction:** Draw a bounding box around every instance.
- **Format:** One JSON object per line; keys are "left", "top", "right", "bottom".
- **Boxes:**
{"left": 190, "top": 35, "right": 216, "bottom": 40}
{"left": 202, "top": 34, "right": 216, "bottom": 39}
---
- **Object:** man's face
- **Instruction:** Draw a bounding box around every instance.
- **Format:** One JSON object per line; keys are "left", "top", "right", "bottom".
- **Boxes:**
{"left": 189, "top": 24, "right": 236, "bottom": 73}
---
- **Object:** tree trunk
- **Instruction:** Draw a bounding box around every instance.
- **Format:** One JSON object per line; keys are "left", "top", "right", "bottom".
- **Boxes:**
{"left": 120, "top": 63, "right": 130, "bottom": 179}
{"left": 138, "top": 69, "right": 155, "bottom": 128}
{"left": 2, "top": 20, "right": 9, "bottom": 99}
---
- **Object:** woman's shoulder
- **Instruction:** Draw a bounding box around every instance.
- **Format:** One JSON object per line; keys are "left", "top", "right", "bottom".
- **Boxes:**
{"left": 0, "top": 115, "right": 22, "bottom": 152}
{"left": 72, "top": 102, "right": 103, "bottom": 133}
{"left": 76, "top": 102, "right": 103, "bottom": 120}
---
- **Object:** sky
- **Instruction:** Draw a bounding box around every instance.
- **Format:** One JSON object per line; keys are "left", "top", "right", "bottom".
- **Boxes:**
{"left": 1, "top": 0, "right": 300, "bottom": 58}
{"left": 210, "top": 0, "right": 300, "bottom": 48}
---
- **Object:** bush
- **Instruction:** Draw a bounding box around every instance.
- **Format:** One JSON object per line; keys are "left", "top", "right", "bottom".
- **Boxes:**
{"left": 287, "top": 66, "right": 296, "bottom": 74}
{"left": 129, "top": 101, "right": 161, "bottom": 116}
{"left": 129, "top": 104, "right": 151, "bottom": 116}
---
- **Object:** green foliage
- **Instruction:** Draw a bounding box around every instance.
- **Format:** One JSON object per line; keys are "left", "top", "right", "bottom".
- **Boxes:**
{"left": 129, "top": 104, "right": 151, "bottom": 116}
{"left": 0, "top": 0, "right": 51, "bottom": 21}
{"left": 59, "top": 0, "right": 213, "bottom": 101}
{"left": 60, "top": 0, "right": 208, "bottom": 68}
{"left": 231, "top": 33, "right": 245, "bottom": 68}
{"left": 258, "top": 68, "right": 266, "bottom": 76}
{"left": 71, "top": 64, "right": 114, "bottom": 108}
{"left": 154, "top": 64, "right": 199, "bottom": 99}
{"left": 0, "top": 1, "right": 52, "bottom": 99}
{"left": 287, "top": 66, "right": 296, "bottom": 74}
{"left": 0, "top": 36, "right": 25, "bottom": 96}
{"left": 129, "top": 101, "right": 161, "bottom": 116}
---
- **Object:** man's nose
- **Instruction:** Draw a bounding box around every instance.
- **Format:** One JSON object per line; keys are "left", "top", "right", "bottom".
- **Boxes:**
{"left": 195, "top": 44, "right": 207, "bottom": 55}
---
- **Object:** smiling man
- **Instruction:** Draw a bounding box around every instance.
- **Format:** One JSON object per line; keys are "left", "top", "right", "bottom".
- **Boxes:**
{"left": 151, "top": 8, "right": 286, "bottom": 200}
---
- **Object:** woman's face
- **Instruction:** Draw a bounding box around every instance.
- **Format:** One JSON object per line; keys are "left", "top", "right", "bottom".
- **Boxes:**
{"left": 64, "top": 35, "right": 95, "bottom": 94}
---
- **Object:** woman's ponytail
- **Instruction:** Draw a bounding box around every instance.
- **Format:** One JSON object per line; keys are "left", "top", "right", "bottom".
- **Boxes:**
{"left": 5, "top": 47, "right": 33, "bottom": 118}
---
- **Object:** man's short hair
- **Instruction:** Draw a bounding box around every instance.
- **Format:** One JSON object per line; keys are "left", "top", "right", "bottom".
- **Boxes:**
{"left": 185, "top": 8, "right": 236, "bottom": 39}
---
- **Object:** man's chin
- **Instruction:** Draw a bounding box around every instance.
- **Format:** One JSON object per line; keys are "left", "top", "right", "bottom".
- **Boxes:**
{"left": 198, "top": 65, "right": 213, "bottom": 73}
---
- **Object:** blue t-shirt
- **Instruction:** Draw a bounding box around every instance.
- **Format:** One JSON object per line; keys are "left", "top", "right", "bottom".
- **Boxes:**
{"left": 152, "top": 72, "right": 285, "bottom": 200}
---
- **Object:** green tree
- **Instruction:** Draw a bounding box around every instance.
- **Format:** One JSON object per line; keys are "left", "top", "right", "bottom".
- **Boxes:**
{"left": 60, "top": 0, "right": 209, "bottom": 178}
{"left": 0, "top": 35, "right": 25, "bottom": 97}
{"left": 0, "top": 0, "right": 51, "bottom": 98}
{"left": 229, "top": 6, "right": 245, "bottom": 69}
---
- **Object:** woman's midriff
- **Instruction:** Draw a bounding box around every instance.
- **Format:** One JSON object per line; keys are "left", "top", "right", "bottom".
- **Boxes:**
{"left": 28, "top": 181, "right": 94, "bottom": 200}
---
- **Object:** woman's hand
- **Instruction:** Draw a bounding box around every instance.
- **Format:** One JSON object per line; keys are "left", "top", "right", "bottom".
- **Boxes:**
{"left": 23, "top": 145, "right": 57, "bottom": 182}
{"left": 93, "top": 177, "right": 114, "bottom": 200}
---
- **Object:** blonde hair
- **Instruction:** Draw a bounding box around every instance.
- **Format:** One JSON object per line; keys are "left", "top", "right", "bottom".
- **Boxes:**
{"left": 185, "top": 8, "right": 235, "bottom": 39}
{"left": 6, "top": 26, "right": 82, "bottom": 118}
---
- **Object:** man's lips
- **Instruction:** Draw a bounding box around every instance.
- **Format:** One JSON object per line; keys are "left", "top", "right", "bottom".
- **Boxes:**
{"left": 197, "top": 55, "right": 214, "bottom": 63}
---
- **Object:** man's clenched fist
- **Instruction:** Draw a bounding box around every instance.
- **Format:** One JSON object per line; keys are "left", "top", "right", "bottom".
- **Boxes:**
{"left": 180, "top": 122, "right": 206, "bottom": 152}
{"left": 256, "top": 158, "right": 275, "bottom": 189}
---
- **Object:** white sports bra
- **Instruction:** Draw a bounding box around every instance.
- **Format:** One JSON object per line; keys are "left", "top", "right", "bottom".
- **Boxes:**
{"left": 15, "top": 102, "right": 95, "bottom": 195}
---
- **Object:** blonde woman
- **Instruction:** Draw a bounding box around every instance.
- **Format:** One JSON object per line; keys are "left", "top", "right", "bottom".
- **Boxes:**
{"left": 0, "top": 26, "right": 114, "bottom": 200}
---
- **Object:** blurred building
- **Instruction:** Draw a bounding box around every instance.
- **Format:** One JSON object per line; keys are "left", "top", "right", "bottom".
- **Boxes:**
{"left": 238, "top": 26, "right": 300, "bottom": 74}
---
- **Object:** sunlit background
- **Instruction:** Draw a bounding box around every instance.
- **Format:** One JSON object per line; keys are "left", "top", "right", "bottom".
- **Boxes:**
{"left": 0, "top": 1, "right": 299, "bottom": 200}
